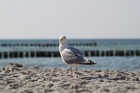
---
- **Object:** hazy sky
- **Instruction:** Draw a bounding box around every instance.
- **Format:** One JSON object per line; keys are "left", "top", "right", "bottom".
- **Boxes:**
{"left": 0, "top": 0, "right": 140, "bottom": 39}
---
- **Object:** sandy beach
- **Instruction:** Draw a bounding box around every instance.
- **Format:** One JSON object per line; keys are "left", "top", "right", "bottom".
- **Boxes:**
{"left": 0, "top": 63, "right": 140, "bottom": 93}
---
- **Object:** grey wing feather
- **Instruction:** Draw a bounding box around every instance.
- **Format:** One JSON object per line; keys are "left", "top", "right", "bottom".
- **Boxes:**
{"left": 61, "top": 47, "right": 85, "bottom": 64}
{"left": 68, "top": 47, "right": 84, "bottom": 56}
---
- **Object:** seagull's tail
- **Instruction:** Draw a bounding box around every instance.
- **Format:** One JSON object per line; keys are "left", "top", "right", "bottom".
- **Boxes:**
{"left": 80, "top": 60, "right": 96, "bottom": 65}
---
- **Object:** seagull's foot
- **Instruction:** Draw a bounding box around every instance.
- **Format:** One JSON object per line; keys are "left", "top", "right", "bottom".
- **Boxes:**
{"left": 76, "top": 75, "right": 79, "bottom": 78}
{"left": 61, "top": 69, "right": 71, "bottom": 76}
{"left": 75, "top": 71, "right": 84, "bottom": 79}
{"left": 71, "top": 75, "right": 74, "bottom": 78}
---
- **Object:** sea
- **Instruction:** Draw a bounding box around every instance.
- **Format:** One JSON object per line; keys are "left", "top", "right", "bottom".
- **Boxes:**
{"left": 0, "top": 39, "right": 140, "bottom": 71}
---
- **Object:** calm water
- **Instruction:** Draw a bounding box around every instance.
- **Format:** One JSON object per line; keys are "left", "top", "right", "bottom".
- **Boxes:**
{"left": 0, "top": 39, "right": 140, "bottom": 71}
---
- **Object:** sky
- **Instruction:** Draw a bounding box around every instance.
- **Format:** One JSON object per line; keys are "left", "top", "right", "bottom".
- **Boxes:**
{"left": 0, "top": 0, "right": 140, "bottom": 39}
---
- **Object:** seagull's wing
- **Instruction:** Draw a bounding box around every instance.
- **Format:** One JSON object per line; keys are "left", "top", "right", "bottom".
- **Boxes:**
{"left": 61, "top": 47, "right": 85, "bottom": 64}
{"left": 68, "top": 47, "right": 84, "bottom": 57}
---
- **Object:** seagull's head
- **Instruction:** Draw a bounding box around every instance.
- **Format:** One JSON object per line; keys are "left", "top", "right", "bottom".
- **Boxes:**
{"left": 59, "top": 35, "right": 68, "bottom": 45}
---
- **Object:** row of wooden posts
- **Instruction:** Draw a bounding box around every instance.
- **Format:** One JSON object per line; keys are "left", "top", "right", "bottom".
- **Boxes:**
{"left": 0, "top": 42, "right": 97, "bottom": 47}
{"left": 0, "top": 50, "right": 139, "bottom": 59}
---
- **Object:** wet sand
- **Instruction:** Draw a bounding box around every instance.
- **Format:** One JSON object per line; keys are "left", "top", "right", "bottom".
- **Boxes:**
{"left": 0, "top": 63, "right": 140, "bottom": 93}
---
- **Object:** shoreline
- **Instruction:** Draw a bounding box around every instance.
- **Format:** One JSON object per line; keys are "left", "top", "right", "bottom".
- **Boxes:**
{"left": 0, "top": 63, "right": 140, "bottom": 93}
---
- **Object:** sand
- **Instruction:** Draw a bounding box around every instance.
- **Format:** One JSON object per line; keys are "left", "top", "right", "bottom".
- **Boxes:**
{"left": 0, "top": 63, "right": 140, "bottom": 93}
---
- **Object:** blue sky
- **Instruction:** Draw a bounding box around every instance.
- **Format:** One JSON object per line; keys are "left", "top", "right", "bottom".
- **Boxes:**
{"left": 0, "top": 0, "right": 140, "bottom": 39}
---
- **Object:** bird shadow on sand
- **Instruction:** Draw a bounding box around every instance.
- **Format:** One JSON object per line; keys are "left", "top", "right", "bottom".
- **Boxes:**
{"left": 79, "top": 76, "right": 97, "bottom": 80}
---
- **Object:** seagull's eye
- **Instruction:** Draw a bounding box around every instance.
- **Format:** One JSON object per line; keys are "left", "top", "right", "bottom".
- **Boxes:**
{"left": 60, "top": 38, "right": 63, "bottom": 41}
{"left": 63, "top": 36, "right": 66, "bottom": 39}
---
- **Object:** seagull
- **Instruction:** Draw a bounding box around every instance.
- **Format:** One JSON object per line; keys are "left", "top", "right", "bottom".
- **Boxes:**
{"left": 59, "top": 35, "right": 96, "bottom": 78}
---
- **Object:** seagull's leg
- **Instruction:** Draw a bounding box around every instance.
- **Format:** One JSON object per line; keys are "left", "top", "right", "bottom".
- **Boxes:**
{"left": 63, "top": 68, "right": 69, "bottom": 75}
{"left": 70, "top": 66, "right": 73, "bottom": 77}
{"left": 76, "top": 66, "right": 78, "bottom": 78}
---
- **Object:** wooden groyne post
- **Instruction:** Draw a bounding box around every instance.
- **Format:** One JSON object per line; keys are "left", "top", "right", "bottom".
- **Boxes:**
{"left": 0, "top": 50, "right": 139, "bottom": 59}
